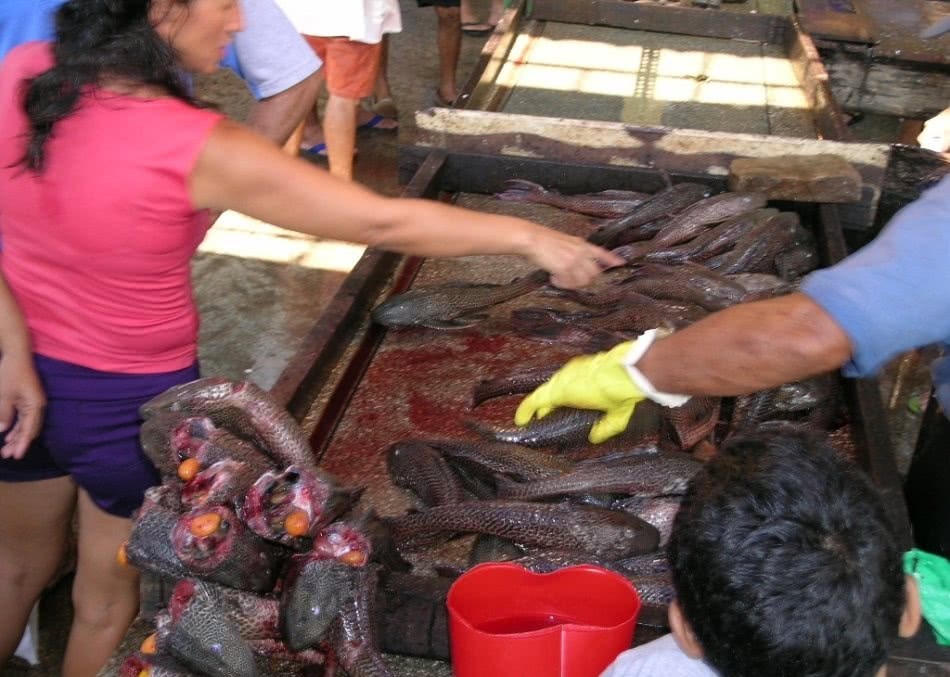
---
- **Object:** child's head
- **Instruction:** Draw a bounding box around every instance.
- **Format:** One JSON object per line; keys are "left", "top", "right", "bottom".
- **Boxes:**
{"left": 667, "top": 425, "right": 920, "bottom": 677}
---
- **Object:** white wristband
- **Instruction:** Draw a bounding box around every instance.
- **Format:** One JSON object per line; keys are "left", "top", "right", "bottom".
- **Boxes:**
{"left": 620, "top": 329, "right": 691, "bottom": 409}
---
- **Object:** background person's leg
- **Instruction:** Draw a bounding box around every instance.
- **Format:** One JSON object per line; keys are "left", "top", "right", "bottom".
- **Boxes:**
{"left": 434, "top": 4, "right": 461, "bottom": 104}
{"left": 0, "top": 477, "right": 75, "bottom": 664}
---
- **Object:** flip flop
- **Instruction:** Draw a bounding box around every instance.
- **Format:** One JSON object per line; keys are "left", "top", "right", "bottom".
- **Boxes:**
{"left": 357, "top": 113, "right": 398, "bottom": 132}
{"left": 300, "top": 143, "right": 359, "bottom": 158}
{"left": 461, "top": 22, "right": 493, "bottom": 36}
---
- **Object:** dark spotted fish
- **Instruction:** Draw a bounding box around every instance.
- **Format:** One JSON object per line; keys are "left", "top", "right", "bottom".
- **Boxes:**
{"left": 613, "top": 496, "right": 681, "bottom": 547}
{"left": 175, "top": 579, "right": 281, "bottom": 641}
{"left": 330, "top": 565, "right": 394, "bottom": 677}
{"left": 425, "top": 438, "right": 573, "bottom": 481}
{"left": 390, "top": 500, "right": 660, "bottom": 559}
{"left": 707, "top": 212, "right": 801, "bottom": 275}
{"left": 496, "top": 451, "right": 701, "bottom": 500}
{"left": 172, "top": 416, "right": 276, "bottom": 479}
{"left": 125, "top": 486, "right": 189, "bottom": 580}
{"left": 644, "top": 208, "right": 778, "bottom": 265}
{"left": 589, "top": 183, "right": 712, "bottom": 247}
{"left": 612, "top": 551, "right": 670, "bottom": 577}
{"left": 119, "top": 653, "right": 199, "bottom": 677}
{"left": 471, "top": 364, "right": 562, "bottom": 407}
{"left": 465, "top": 408, "right": 600, "bottom": 449}
{"left": 281, "top": 522, "right": 371, "bottom": 651}
{"left": 648, "top": 191, "right": 768, "bottom": 249}
{"left": 511, "top": 549, "right": 617, "bottom": 573}
{"left": 171, "top": 505, "right": 284, "bottom": 593}
{"left": 164, "top": 578, "right": 259, "bottom": 677}
{"left": 386, "top": 441, "right": 467, "bottom": 507}
{"left": 510, "top": 309, "right": 628, "bottom": 352}
{"left": 140, "top": 378, "right": 317, "bottom": 470}
{"left": 495, "top": 179, "right": 649, "bottom": 218}
{"left": 372, "top": 271, "right": 547, "bottom": 329}
{"left": 140, "top": 411, "right": 193, "bottom": 480}
{"left": 181, "top": 459, "right": 259, "bottom": 509}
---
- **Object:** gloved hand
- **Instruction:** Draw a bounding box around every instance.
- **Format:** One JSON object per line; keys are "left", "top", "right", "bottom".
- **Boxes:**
{"left": 905, "top": 549, "right": 950, "bottom": 645}
{"left": 514, "top": 330, "right": 688, "bottom": 444}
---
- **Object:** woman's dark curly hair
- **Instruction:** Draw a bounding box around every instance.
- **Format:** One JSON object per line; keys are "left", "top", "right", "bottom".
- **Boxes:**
{"left": 21, "top": 0, "right": 202, "bottom": 171}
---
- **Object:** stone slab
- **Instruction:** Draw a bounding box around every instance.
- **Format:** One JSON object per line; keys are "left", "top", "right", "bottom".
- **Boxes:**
{"left": 728, "top": 153, "right": 863, "bottom": 202}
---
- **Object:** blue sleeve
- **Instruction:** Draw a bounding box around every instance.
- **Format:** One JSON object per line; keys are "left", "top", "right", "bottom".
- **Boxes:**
{"left": 226, "top": 0, "right": 321, "bottom": 100}
{"left": 0, "top": 0, "right": 62, "bottom": 61}
{"left": 801, "top": 175, "right": 950, "bottom": 378}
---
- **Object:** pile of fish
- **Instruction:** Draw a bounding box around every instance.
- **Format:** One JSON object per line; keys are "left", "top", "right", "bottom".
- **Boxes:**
{"left": 118, "top": 378, "right": 399, "bottom": 677}
{"left": 369, "top": 178, "right": 848, "bottom": 612}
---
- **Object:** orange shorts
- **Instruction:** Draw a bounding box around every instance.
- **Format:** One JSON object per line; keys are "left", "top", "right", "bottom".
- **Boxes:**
{"left": 304, "top": 36, "right": 382, "bottom": 100}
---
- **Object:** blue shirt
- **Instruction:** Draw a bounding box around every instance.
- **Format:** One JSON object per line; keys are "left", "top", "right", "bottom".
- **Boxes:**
{"left": 802, "top": 175, "right": 950, "bottom": 403}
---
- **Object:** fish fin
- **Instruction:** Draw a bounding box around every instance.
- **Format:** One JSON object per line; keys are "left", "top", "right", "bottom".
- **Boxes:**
{"left": 420, "top": 315, "right": 486, "bottom": 329}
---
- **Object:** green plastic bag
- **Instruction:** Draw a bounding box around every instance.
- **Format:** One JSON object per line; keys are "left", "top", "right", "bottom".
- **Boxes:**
{"left": 904, "top": 549, "right": 950, "bottom": 645}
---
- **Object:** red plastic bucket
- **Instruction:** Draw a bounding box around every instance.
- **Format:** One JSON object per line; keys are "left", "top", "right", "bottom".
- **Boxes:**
{"left": 447, "top": 563, "right": 641, "bottom": 677}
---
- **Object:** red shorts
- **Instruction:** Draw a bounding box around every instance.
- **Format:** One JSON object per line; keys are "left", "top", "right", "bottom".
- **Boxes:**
{"left": 304, "top": 36, "right": 382, "bottom": 100}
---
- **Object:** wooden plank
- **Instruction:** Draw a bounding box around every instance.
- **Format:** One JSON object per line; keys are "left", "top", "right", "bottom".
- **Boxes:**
{"left": 529, "top": 0, "right": 789, "bottom": 43}
{"left": 459, "top": 0, "right": 527, "bottom": 111}
{"left": 413, "top": 107, "right": 889, "bottom": 227}
{"left": 797, "top": 0, "right": 876, "bottom": 43}
{"left": 818, "top": 42, "right": 950, "bottom": 119}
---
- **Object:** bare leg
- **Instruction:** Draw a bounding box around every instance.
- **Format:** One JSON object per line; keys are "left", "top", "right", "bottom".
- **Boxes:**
{"left": 375, "top": 35, "right": 393, "bottom": 104}
{"left": 323, "top": 94, "right": 360, "bottom": 181}
{"left": 0, "top": 477, "right": 76, "bottom": 663}
{"left": 300, "top": 68, "right": 327, "bottom": 150}
{"left": 488, "top": 0, "right": 505, "bottom": 25}
{"left": 62, "top": 491, "right": 138, "bottom": 677}
{"left": 434, "top": 5, "right": 461, "bottom": 104}
{"left": 460, "top": 0, "right": 480, "bottom": 24}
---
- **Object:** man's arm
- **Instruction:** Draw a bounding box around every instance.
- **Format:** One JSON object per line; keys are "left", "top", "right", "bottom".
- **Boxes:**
{"left": 244, "top": 69, "right": 321, "bottom": 147}
{"left": 638, "top": 293, "right": 852, "bottom": 396}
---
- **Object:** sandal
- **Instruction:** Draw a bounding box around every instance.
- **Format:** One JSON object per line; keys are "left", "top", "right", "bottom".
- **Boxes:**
{"left": 461, "top": 22, "right": 494, "bottom": 36}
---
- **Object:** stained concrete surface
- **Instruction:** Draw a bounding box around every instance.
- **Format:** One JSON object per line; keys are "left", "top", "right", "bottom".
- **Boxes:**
{"left": 0, "top": 1, "right": 491, "bottom": 674}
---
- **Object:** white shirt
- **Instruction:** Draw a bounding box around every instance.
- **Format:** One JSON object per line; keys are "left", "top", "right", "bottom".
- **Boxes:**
{"left": 274, "top": 0, "right": 402, "bottom": 44}
{"left": 600, "top": 634, "right": 719, "bottom": 677}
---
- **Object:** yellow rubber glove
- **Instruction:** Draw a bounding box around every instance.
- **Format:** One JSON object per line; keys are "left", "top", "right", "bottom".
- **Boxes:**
{"left": 515, "top": 340, "right": 645, "bottom": 444}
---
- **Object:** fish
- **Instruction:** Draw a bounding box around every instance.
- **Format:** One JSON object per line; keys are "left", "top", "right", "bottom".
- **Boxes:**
{"left": 280, "top": 521, "right": 372, "bottom": 651}
{"left": 471, "top": 364, "right": 562, "bottom": 407}
{"left": 171, "top": 578, "right": 281, "bottom": 641}
{"left": 120, "top": 653, "right": 199, "bottom": 677}
{"left": 511, "top": 549, "right": 616, "bottom": 573}
{"left": 180, "top": 459, "right": 260, "bottom": 509}
{"left": 612, "top": 551, "right": 670, "bottom": 577}
{"left": 425, "top": 438, "right": 574, "bottom": 481}
{"left": 644, "top": 208, "right": 779, "bottom": 265}
{"left": 589, "top": 183, "right": 712, "bottom": 247}
{"left": 124, "top": 486, "right": 190, "bottom": 580}
{"left": 171, "top": 505, "right": 284, "bottom": 592}
{"left": 390, "top": 500, "right": 660, "bottom": 559}
{"left": 552, "top": 300, "right": 707, "bottom": 333}
{"left": 163, "top": 578, "right": 259, "bottom": 677}
{"left": 465, "top": 408, "right": 601, "bottom": 449}
{"left": 495, "top": 179, "right": 650, "bottom": 218}
{"left": 172, "top": 416, "right": 276, "bottom": 479}
{"left": 707, "top": 212, "right": 801, "bottom": 275}
{"left": 573, "top": 444, "right": 663, "bottom": 468}
{"left": 774, "top": 244, "right": 820, "bottom": 280}
{"left": 616, "top": 276, "right": 738, "bottom": 312}
{"left": 240, "top": 464, "right": 360, "bottom": 548}
{"left": 510, "top": 308, "right": 629, "bottom": 352}
{"left": 624, "top": 262, "right": 747, "bottom": 306}
{"left": 330, "top": 565, "right": 394, "bottom": 677}
{"left": 663, "top": 397, "right": 721, "bottom": 448}
{"left": 727, "top": 272, "right": 793, "bottom": 296}
{"left": 372, "top": 270, "right": 548, "bottom": 329}
{"left": 386, "top": 440, "right": 467, "bottom": 507}
{"left": 628, "top": 572, "right": 675, "bottom": 606}
{"left": 647, "top": 191, "right": 768, "bottom": 249}
{"left": 496, "top": 451, "right": 701, "bottom": 501}
{"left": 140, "top": 411, "right": 194, "bottom": 480}
{"left": 613, "top": 496, "right": 681, "bottom": 547}
{"left": 141, "top": 378, "right": 317, "bottom": 470}
{"left": 468, "top": 534, "right": 526, "bottom": 566}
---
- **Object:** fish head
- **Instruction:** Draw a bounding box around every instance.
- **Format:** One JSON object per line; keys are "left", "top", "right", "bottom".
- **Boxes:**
{"left": 371, "top": 292, "right": 429, "bottom": 327}
{"left": 180, "top": 459, "right": 248, "bottom": 508}
{"left": 240, "top": 465, "right": 355, "bottom": 546}
{"left": 140, "top": 377, "right": 243, "bottom": 418}
{"left": 313, "top": 520, "right": 373, "bottom": 566}
{"left": 171, "top": 505, "right": 239, "bottom": 571}
{"left": 280, "top": 554, "right": 349, "bottom": 651}
{"left": 385, "top": 441, "right": 439, "bottom": 489}
{"left": 171, "top": 417, "right": 218, "bottom": 457}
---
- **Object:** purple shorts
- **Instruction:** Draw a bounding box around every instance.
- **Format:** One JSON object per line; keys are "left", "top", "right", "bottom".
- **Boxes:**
{"left": 0, "top": 354, "right": 199, "bottom": 518}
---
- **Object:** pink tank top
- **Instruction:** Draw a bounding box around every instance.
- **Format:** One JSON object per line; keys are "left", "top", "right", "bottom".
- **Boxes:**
{"left": 0, "top": 42, "right": 223, "bottom": 374}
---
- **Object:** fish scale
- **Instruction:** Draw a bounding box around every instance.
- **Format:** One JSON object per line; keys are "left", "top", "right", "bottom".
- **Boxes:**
{"left": 281, "top": 555, "right": 349, "bottom": 650}
{"left": 331, "top": 565, "right": 394, "bottom": 677}
{"left": 590, "top": 183, "right": 712, "bottom": 247}
{"left": 391, "top": 500, "right": 659, "bottom": 559}
{"left": 464, "top": 407, "right": 600, "bottom": 449}
{"left": 126, "top": 488, "right": 190, "bottom": 580}
{"left": 426, "top": 438, "right": 573, "bottom": 480}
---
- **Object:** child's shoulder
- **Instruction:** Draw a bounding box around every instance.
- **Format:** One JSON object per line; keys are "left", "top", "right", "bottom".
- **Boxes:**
{"left": 600, "top": 634, "right": 719, "bottom": 677}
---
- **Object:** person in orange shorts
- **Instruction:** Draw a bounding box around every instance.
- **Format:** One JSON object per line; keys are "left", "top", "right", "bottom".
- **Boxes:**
{"left": 276, "top": 0, "right": 401, "bottom": 180}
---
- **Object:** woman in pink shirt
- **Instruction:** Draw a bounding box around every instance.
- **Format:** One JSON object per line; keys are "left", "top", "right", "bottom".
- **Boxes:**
{"left": 0, "top": 0, "right": 620, "bottom": 672}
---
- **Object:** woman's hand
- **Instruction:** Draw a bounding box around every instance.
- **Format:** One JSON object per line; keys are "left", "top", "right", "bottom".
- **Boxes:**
{"left": 523, "top": 227, "right": 625, "bottom": 289}
{"left": 0, "top": 351, "right": 45, "bottom": 459}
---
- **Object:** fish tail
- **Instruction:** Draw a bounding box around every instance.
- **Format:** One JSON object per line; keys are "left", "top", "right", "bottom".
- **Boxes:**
{"left": 495, "top": 179, "right": 546, "bottom": 202}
